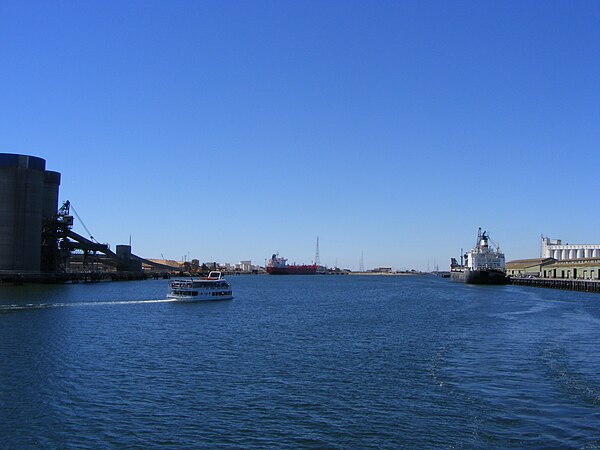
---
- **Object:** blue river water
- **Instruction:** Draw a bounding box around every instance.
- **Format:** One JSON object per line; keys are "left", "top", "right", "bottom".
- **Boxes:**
{"left": 1, "top": 275, "right": 600, "bottom": 448}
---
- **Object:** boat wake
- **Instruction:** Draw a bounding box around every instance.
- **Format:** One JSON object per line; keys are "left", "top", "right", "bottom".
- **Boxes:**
{"left": 0, "top": 298, "right": 178, "bottom": 311}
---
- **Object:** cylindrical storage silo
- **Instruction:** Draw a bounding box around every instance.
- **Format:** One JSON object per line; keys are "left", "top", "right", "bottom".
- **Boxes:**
{"left": 43, "top": 171, "right": 61, "bottom": 223}
{"left": 0, "top": 154, "right": 46, "bottom": 271}
{"left": 40, "top": 170, "right": 62, "bottom": 272}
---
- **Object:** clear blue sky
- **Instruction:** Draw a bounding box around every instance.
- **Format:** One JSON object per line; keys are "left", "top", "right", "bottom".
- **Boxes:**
{"left": 1, "top": 0, "right": 598, "bottom": 270}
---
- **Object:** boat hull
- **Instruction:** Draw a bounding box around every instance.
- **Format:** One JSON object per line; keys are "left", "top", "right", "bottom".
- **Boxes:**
{"left": 450, "top": 269, "right": 508, "bottom": 285}
{"left": 168, "top": 294, "right": 233, "bottom": 302}
{"left": 266, "top": 265, "right": 318, "bottom": 275}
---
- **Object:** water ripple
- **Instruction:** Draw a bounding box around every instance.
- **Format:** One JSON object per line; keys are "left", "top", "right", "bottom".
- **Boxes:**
{"left": 1, "top": 276, "right": 600, "bottom": 448}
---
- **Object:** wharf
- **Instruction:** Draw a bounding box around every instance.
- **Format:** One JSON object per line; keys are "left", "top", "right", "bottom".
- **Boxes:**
{"left": 510, "top": 276, "right": 600, "bottom": 294}
{"left": 0, "top": 271, "right": 172, "bottom": 285}
{"left": 352, "top": 272, "right": 422, "bottom": 276}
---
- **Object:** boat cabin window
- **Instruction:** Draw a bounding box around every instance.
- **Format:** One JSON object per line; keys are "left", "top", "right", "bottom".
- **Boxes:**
{"left": 172, "top": 290, "right": 198, "bottom": 296}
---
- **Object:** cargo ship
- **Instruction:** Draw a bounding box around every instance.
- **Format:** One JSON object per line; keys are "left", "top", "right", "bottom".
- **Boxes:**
{"left": 450, "top": 228, "right": 508, "bottom": 285}
{"left": 266, "top": 253, "right": 319, "bottom": 275}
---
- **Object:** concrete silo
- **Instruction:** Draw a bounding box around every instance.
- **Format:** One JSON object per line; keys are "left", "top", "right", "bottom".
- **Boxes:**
{"left": 0, "top": 154, "right": 61, "bottom": 272}
{"left": 40, "top": 170, "right": 62, "bottom": 272}
{"left": 43, "top": 170, "right": 61, "bottom": 224}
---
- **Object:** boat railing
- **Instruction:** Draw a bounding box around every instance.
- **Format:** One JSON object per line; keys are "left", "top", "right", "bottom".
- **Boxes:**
{"left": 207, "top": 271, "right": 223, "bottom": 280}
{"left": 476, "top": 263, "right": 504, "bottom": 270}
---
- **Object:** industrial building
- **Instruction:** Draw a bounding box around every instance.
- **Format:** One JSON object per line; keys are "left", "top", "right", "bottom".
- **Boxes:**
{"left": 541, "top": 236, "right": 600, "bottom": 260}
{"left": 505, "top": 258, "right": 556, "bottom": 277}
{"left": 507, "top": 238, "right": 600, "bottom": 281}
{"left": 0, "top": 154, "right": 60, "bottom": 272}
{"left": 0, "top": 153, "right": 176, "bottom": 282}
{"left": 541, "top": 258, "right": 600, "bottom": 280}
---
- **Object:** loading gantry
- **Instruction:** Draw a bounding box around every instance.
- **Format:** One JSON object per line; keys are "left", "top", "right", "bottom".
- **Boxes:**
{"left": 42, "top": 200, "right": 178, "bottom": 273}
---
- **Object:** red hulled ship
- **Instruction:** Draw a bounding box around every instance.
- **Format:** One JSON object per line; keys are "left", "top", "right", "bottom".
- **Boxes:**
{"left": 266, "top": 253, "right": 319, "bottom": 275}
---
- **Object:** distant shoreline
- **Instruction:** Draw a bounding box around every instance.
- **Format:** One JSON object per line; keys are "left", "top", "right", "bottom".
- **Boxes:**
{"left": 350, "top": 272, "right": 424, "bottom": 276}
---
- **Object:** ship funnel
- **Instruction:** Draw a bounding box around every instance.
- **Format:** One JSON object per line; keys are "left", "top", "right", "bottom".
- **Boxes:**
{"left": 480, "top": 233, "right": 489, "bottom": 249}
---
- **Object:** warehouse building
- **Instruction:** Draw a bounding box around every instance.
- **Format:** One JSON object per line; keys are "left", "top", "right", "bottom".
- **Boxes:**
{"left": 506, "top": 257, "right": 600, "bottom": 280}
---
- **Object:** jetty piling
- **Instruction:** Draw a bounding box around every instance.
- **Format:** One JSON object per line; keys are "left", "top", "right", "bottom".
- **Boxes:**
{"left": 510, "top": 277, "right": 600, "bottom": 294}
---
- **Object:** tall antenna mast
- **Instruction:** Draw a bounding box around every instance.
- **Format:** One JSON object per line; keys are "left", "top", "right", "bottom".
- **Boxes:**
{"left": 315, "top": 236, "right": 320, "bottom": 266}
{"left": 359, "top": 251, "right": 364, "bottom": 272}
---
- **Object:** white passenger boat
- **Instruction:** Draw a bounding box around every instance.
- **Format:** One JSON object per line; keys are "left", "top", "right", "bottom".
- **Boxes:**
{"left": 167, "top": 271, "right": 233, "bottom": 301}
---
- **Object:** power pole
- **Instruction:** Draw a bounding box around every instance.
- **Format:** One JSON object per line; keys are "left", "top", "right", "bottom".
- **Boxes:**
{"left": 315, "top": 236, "right": 321, "bottom": 266}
